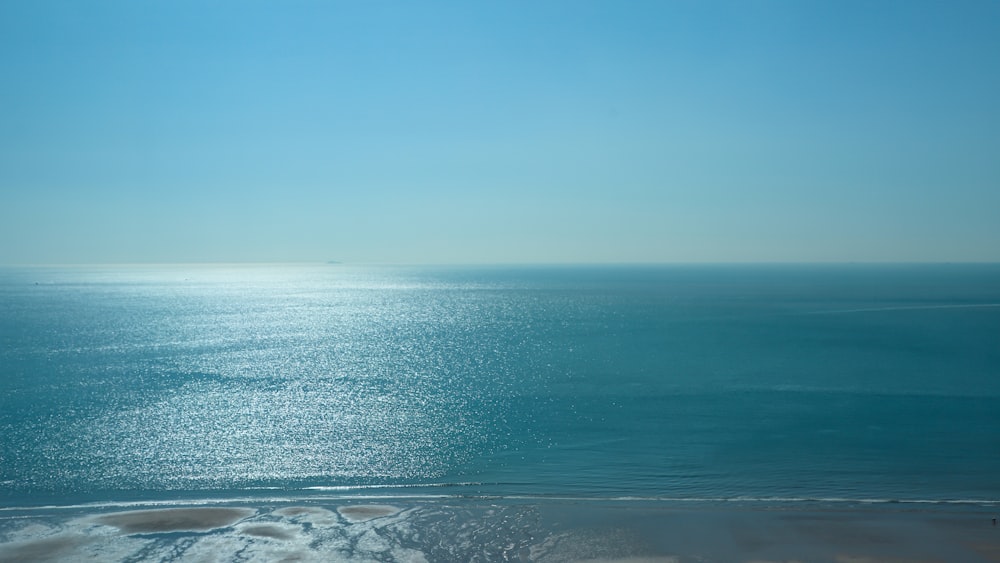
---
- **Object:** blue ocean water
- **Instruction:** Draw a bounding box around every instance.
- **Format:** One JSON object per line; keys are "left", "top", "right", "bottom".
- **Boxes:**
{"left": 2, "top": 263, "right": 999, "bottom": 508}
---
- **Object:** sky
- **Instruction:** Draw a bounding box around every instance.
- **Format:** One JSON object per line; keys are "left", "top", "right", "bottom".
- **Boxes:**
{"left": 1, "top": 0, "right": 998, "bottom": 264}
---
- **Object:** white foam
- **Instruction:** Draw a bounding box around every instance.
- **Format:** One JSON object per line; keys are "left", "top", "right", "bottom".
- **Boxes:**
{"left": 4, "top": 493, "right": 998, "bottom": 515}
{"left": 303, "top": 481, "right": 484, "bottom": 491}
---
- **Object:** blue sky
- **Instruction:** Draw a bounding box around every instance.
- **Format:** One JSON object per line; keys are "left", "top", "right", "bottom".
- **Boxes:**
{"left": 1, "top": 0, "right": 998, "bottom": 264}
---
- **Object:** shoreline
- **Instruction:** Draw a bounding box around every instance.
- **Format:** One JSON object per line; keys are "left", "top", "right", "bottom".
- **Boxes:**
{"left": 1, "top": 498, "right": 998, "bottom": 562}
{"left": 5, "top": 488, "right": 1000, "bottom": 512}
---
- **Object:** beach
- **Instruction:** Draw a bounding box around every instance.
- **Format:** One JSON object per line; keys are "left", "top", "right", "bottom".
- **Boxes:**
{"left": 1, "top": 499, "right": 998, "bottom": 562}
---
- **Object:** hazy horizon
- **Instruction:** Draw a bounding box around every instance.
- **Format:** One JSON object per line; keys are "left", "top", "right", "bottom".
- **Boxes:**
{"left": 5, "top": 259, "right": 1000, "bottom": 269}
{"left": 3, "top": 1, "right": 999, "bottom": 265}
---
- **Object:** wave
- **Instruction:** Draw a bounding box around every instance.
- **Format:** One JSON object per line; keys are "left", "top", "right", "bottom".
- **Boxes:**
{"left": 4, "top": 489, "right": 998, "bottom": 513}
{"left": 808, "top": 303, "right": 1000, "bottom": 315}
{"left": 301, "top": 481, "right": 485, "bottom": 491}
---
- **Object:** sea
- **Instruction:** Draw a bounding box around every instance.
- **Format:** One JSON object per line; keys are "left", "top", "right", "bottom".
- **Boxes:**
{"left": 1, "top": 263, "right": 999, "bottom": 561}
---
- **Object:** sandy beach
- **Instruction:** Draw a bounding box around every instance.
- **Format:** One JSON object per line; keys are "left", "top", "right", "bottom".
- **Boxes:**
{"left": 1, "top": 500, "right": 997, "bottom": 562}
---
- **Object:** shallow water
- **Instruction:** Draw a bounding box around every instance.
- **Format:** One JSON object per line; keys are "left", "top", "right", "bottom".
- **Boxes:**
{"left": 1, "top": 499, "right": 997, "bottom": 562}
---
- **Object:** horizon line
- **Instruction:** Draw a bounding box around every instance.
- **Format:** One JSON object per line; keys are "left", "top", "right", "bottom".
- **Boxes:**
{"left": 3, "top": 260, "right": 1000, "bottom": 268}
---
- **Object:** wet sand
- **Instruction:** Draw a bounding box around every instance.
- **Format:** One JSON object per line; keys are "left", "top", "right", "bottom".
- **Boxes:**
{"left": 338, "top": 504, "right": 401, "bottom": 522}
{"left": 0, "top": 500, "right": 997, "bottom": 562}
{"left": 92, "top": 507, "right": 256, "bottom": 534}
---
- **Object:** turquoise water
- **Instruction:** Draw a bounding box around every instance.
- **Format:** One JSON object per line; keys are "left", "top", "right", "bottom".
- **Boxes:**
{"left": 2, "top": 263, "right": 999, "bottom": 507}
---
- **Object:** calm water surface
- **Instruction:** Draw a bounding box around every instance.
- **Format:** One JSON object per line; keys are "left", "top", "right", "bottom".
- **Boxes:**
{"left": 2, "top": 263, "right": 999, "bottom": 507}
